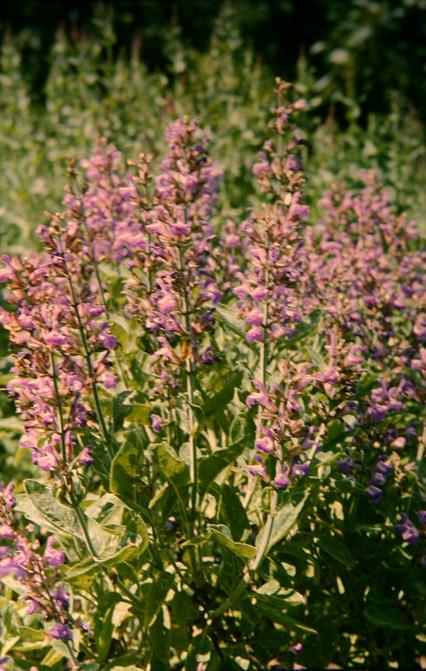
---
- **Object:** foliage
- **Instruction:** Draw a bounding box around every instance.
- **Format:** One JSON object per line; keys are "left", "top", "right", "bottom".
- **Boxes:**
{"left": 0, "top": 7, "right": 424, "bottom": 258}
{"left": 0, "top": 78, "right": 424, "bottom": 671}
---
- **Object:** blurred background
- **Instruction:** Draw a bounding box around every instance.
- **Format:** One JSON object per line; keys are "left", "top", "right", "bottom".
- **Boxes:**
{"left": 0, "top": 0, "right": 425, "bottom": 254}
{"left": 2, "top": 0, "right": 426, "bottom": 118}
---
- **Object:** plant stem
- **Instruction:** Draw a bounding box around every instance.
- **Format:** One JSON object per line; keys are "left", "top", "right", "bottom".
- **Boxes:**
{"left": 50, "top": 352, "right": 67, "bottom": 464}
{"left": 65, "top": 268, "right": 113, "bottom": 457}
{"left": 68, "top": 490, "right": 141, "bottom": 608}
{"left": 178, "top": 244, "right": 197, "bottom": 528}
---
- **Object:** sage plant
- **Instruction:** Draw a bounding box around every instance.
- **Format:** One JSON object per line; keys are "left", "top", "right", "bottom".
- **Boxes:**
{"left": 0, "top": 81, "right": 424, "bottom": 671}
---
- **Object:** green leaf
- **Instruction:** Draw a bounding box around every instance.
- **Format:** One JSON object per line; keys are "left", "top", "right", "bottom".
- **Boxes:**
{"left": 198, "top": 453, "right": 229, "bottom": 492}
{"left": 229, "top": 412, "right": 255, "bottom": 447}
{"left": 0, "top": 416, "right": 22, "bottom": 432}
{"left": 318, "top": 534, "right": 355, "bottom": 568}
{"left": 322, "top": 420, "right": 347, "bottom": 448}
{"left": 150, "top": 607, "right": 171, "bottom": 664}
{"left": 156, "top": 443, "right": 189, "bottom": 489}
{"left": 15, "top": 626, "right": 45, "bottom": 642}
{"left": 22, "top": 480, "right": 146, "bottom": 567}
{"left": 363, "top": 605, "right": 410, "bottom": 630}
{"left": 127, "top": 403, "right": 151, "bottom": 424}
{"left": 253, "top": 594, "right": 317, "bottom": 633}
{"left": 221, "top": 484, "right": 249, "bottom": 540}
{"left": 208, "top": 524, "right": 256, "bottom": 560}
{"left": 198, "top": 440, "right": 246, "bottom": 494}
{"left": 170, "top": 590, "right": 199, "bottom": 626}
{"left": 256, "top": 581, "right": 305, "bottom": 605}
{"left": 21, "top": 480, "right": 82, "bottom": 538}
{"left": 112, "top": 391, "right": 133, "bottom": 432}
{"left": 41, "top": 648, "right": 66, "bottom": 666}
{"left": 204, "top": 371, "right": 242, "bottom": 416}
{"left": 257, "top": 492, "right": 309, "bottom": 555}
{"left": 94, "top": 593, "right": 122, "bottom": 663}
{"left": 216, "top": 304, "right": 248, "bottom": 341}
{"left": 110, "top": 433, "right": 150, "bottom": 518}
{"left": 140, "top": 574, "right": 173, "bottom": 627}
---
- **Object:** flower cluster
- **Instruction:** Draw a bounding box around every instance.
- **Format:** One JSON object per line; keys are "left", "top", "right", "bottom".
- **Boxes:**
{"left": 234, "top": 80, "right": 310, "bottom": 345}
{"left": 123, "top": 117, "right": 223, "bottom": 401}
{"left": 395, "top": 511, "right": 426, "bottom": 565}
{"left": 0, "top": 198, "right": 118, "bottom": 475}
{"left": 0, "top": 484, "right": 72, "bottom": 640}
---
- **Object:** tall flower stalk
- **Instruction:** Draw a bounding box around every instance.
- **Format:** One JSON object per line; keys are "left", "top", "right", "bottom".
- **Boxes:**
{"left": 123, "top": 117, "right": 222, "bottom": 529}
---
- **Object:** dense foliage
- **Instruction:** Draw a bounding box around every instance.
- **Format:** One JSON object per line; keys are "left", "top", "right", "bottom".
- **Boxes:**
{"left": 0, "top": 78, "right": 424, "bottom": 670}
{"left": 0, "top": 7, "right": 425, "bottom": 255}
{"left": 1, "top": 0, "right": 426, "bottom": 121}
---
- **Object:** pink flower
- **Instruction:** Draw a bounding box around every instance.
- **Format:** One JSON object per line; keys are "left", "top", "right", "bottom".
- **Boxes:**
{"left": 49, "top": 623, "right": 72, "bottom": 640}
{"left": 247, "top": 326, "right": 264, "bottom": 343}
{"left": 44, "top": 537, "right": 66, "bottom": 568}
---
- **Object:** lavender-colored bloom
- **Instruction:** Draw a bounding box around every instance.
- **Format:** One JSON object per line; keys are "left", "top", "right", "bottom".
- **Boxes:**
{"left": 0, "top": 555, "right": 25, "bottom": 579}
{"left": 26, "top": 597, "right": 42, "bottom": 614}
{"left": 375, "top": 459, "right": 393, "bottom": 474}
{"left": 273, "top": 471, "right": 291, "bottom": 489}
{"left": 49, "top": 622, "right": 73, "bottom": 640}
{"left": 52, "top": 585, "right": 70, "bottom": 608}
{"left": 370, "top": 472, "right": 387, "bottom": 487}
{"left": 0, "top": 523, "right": 14, "bottom": 539}
{"left": 256, "top": 437, "right": 274, "bottom": 454}
{"left": 151, "top": 414, "right": 164, "bottom": 433}
{"left": 367, "top": 485, "right": 382, "bottom": 502}
{"left": 292, "top": 462, "right": 309, "bottom": 478}
{"left": 338, "top": 457, "right": 354, "bottom": 475}
{"left": 3, "top": 483, "right": 16, "bottom": 508}
{"left": 247, "top": 326, "right": 264, "bottom": 343}
{"left": 44, "top": 537, "right": 66, "bottom": 568}
{"left": 395, "top": 513, "right": 420, "bottom": 544}
{"left": 78, "top": 445, "right": 94, "bottom": 465}
{"left": 201, "top": 348, "right": 215, "bottom": 365}
{"left": 290, "top": 643, "right": 303, "bottom": 655}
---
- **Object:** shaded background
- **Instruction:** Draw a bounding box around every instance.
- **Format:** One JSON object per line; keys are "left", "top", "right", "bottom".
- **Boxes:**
{"left": 2, "top": 0, "right": 426, "bottom": 122}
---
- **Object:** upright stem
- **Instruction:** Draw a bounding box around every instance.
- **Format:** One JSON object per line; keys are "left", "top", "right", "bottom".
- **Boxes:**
{"left": 50, "top": 352, "right": 67, "bottom": 464}
{"left": 250, "top": 239, "right": 277, "bottom": 569}
{"left": 65, "top": 268, "right": 113, "bottom": 458}
{"left": 79, "top": 215, "right": 129, "bottom": 388}
{"left": 244, "top": 245, "right": 270, "bottom": 510}
{"left": 178, "top": 245, "right": 197, "bottom": 527}
{"left": 259, "top": 264, "right": 269, "bottom": 389}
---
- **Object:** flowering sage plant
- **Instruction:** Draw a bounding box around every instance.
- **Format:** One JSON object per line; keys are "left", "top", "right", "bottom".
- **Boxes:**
{"left": 0, "top": 80, "right": 424, "bottom": 671}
